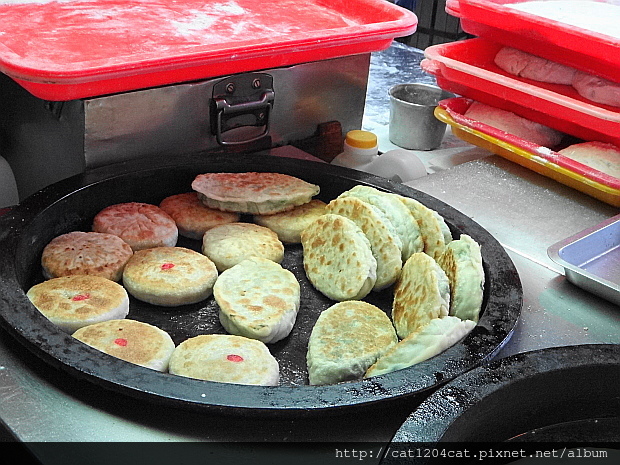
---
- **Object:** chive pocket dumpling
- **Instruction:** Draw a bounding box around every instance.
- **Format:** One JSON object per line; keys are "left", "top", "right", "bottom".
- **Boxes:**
{"left": 306, "top": 301, "right": 398, "bottom": 385}
{"left": 338, "top": 185, "right": 424, "bottom": 261}
{"left": 437, "top": 234, "right": 484, "bottom": 323}
{"left": 300, "top": 214, "right": 377, "bottom": 302}
{"left": 365, "top": 316, "right": 476, "bottom": 378}
{"left": 325, "top": 196, "right": 402, "bottom": 291}
{"left": 392, "top": 252, "right": 450, "bottom": 339}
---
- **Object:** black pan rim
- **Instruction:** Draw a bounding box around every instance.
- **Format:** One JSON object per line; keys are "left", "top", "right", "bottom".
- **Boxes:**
{"left": 389, "top": 343, "right": 620, "bottom": 444}
{"left": 0, "top": 152, "right": 522, "bottom": 415}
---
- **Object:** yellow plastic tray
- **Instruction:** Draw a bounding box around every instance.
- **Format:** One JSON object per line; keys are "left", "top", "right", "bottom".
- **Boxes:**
{"left": 435, "top": 105, "right": 620, "bottom": 207}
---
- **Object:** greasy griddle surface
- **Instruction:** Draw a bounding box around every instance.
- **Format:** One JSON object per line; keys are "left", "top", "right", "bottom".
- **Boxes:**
{"left": 0, "top": 153, "right": 521, "bottom": 413}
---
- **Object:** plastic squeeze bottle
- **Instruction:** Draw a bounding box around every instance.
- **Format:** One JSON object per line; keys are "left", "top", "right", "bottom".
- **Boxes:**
{"left": 331, "top": 130, "right": 427, "bottom": 183}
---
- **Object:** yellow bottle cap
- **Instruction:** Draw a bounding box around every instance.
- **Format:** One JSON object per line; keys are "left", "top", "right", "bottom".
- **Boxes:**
{"left": 345, "top": 130, "right": 377, "bottom": 149}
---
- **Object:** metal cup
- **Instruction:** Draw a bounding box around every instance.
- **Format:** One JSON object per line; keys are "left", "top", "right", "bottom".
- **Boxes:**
{"left": 389, "top": 83, "right": 455, "bottom": 150}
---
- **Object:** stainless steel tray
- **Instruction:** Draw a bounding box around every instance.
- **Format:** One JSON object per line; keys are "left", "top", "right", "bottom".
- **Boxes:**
{"left": 548, "top": 214, "right": 620, "bottom": 306}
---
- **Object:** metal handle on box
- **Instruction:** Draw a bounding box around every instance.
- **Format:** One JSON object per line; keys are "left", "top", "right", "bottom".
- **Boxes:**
{"left": 213, "top": 90, "right": 274, "bottom": 146}
{"left": 211, "top": 73, "right": 275, "bottom": 146}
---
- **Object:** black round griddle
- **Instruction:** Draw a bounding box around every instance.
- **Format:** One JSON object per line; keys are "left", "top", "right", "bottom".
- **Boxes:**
{"left": 385, "top": 344, "right": 620, "bottom": 463}
{"left": 0, "top": 153, "right": 522, "bottom": 415}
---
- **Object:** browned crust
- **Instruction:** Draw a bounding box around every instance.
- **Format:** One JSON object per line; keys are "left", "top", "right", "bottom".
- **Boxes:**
{"left": 92, "top": 202, "right": 178, "bottom": 251}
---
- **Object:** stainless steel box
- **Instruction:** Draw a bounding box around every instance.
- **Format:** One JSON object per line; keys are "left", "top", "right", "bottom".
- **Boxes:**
{"left": 0, "top": 54, "right": 370, "bottom": 200}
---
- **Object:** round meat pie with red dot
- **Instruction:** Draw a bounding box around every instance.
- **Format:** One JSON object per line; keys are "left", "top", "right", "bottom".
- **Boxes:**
{"left": 168, "top": 334, "right": 279, "bottom": 386}
{"left": 92, "top": 202, "right": 178, "bottom": 251}
{"left": 122, "top": 246, "right": 218, "bottom": 307}
{"left": 26, "top": 275, "right": 130, "bottom": 333}
{"left": 72, "top": 319, "right": 175, "bottom": 372}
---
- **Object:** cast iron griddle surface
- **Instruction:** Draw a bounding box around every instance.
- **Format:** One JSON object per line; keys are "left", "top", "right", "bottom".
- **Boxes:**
{"left": 0, "top": 153, "right": 522, "bottom": 415}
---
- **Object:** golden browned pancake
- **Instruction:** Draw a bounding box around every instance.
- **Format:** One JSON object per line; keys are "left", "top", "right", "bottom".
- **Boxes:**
{"left": 92, "top": 202, "right": 178, "bottom": 251}
{"left": 201, "top": 222, "right": 284, "bottom": 272}
{"left": 392, "top": 252, "right": 450, "bottom": 339}
{"left": 253, "top": 199, "right": 327, "bottom": 243}
{"left": 26, "top": 275, "right": 129, "bottom": 333}
{"left": 365, "top": 316, "right": 476, "bottom": 378}
{"left": 300, "top": 214, "right": 377, "bottom": 301}
{"left": 437, "top": 234, "right": 484, "bottom": 323}
{"left": 122, "top": 247, "right": 218, "bottom": 306}
{"left": 325, "top": 196, "right": 402, "bottom": 291}
{"left": 191, "top": 172, "right": 320, "bottom": 214}
{"left": 41, "top": 231, "right": 133, "bottom": 281}
{"left": 214, "top": 257, "right": 300, "bottom": 344}
{"left": 306, "top": 301, "right": 398, "bottom": 385}
{"left": 399, "top": 196, "right": 450, "bottom": 261}
{"left": 72, "top": 319, "right": 175, "bottom": 372}
{"left": 168, "top": 334, "right": 280, "bottom": 386}
{"left": 159, "top": 192, "right": 240, "bottom": 240}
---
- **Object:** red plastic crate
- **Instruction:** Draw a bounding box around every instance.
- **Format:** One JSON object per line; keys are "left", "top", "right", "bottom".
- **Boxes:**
{"left": 446, "top": 0, "right": 620, "bottom": 83}
{"left": 423, "top": 38, "right": 620, "bottom": 147}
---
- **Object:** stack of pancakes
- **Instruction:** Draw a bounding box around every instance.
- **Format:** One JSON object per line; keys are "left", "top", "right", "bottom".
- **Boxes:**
{"left": 301, "top": 185, "right": 485, "bottom": 384}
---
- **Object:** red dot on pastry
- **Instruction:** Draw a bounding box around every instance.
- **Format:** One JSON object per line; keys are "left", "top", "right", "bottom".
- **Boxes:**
{"left": 226, "top": 354, "right": 244, "bottom": 363}
{"left": 72, "top": 293, "right": 90, "bottom": 301}
{"left": 114, "top": 338, "right": 128, "bottom": 347}
{"left": 161, "top": 263, "right": 175, "bottom": 270}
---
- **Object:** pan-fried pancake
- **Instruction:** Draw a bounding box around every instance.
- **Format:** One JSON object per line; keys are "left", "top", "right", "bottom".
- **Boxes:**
{"left": 201, "top": 222, "right": 284, "bottom": 272}
{"left": 159, "top": 192, "right": 240, "bottom": 240}
{"left": 300, "top": 214, "right": 377, "bottom": 301}
{"left": 214, "top": 257, "right": 300, "bottom": 344}
{"left": 437, "top": 234, "right": 484, "bottom": 322}
{"left": 365, "top": 316, "right": 476, "bottom": 378}
{"left": 191, "top": 172, "right": 320, "bottom": 215}
{"left": 339, "top": 185, "right": 423, "bottom": 260}
{"left": 122, "top": 247, "right": 218, "bottom": 306}
{"left": 253, "top": 199, "right": 327, "bottom": 243}
{"left": 325, "top": 196, "right": 402, "bottom": 291}
{"left": 399, "top": 196, "right": 451, "bottom": 260}
{"left": 168, "top": 334, "right": 279, "bottom": 386}
{"left": 392, "top": 252, "right": 450, "bottom": 339}
{"left": 92, "top": 202, "right": 178, "bottom": 251}
{"left": 72, "top": 319, "right": 175, "bottom": 372}
{"left": 41, "top": 231, "right": 133, "bottom": 282}
{"left": 306, "top": 301, "right": 397, "bottom": 385}
{"left": 26, "top": 275, "right": 129, "bottom": 333}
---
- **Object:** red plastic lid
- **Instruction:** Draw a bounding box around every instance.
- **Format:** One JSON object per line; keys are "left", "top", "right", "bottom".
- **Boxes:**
{"left": 0, "top": 0, "right": 417, "bottom": 100}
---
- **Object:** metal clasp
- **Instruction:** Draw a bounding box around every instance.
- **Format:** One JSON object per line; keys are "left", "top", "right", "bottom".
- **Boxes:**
{"left": 211, "top": 73, "right": 274, "bottom": 146}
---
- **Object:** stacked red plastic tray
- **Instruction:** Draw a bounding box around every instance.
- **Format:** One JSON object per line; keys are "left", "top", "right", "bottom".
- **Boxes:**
{"left": 0, "top": 0, "right": 417, "bottom": 101}
{"left": 422, "top": 0, "right": 620, "bottom": 206}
